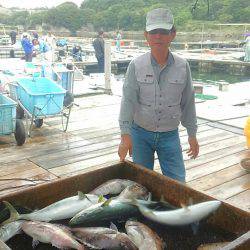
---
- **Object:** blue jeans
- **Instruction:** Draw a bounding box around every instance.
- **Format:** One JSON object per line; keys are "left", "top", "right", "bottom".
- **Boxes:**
{"left": 97, "top": 56, "right": 104, "bottom": 73}
{"left": 131, "top": 123, "right": 185, "bottom": 182}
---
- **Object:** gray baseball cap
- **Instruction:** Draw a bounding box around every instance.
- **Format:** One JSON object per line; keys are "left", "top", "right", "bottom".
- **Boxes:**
{"left": 146, "top": 8, "right": 174, "bottom": 32}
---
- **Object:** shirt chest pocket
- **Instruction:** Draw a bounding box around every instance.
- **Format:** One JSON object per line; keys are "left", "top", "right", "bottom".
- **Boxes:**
{"left": 137, "top": 75, "right": 155, "bottom": 104}
{"left": 164, "top": 76, "right": 186, "bottom": 104}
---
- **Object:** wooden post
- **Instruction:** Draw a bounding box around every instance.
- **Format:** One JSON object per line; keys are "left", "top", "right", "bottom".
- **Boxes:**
{"left": 104, "top": 41, "right": 112, "bottom": 95}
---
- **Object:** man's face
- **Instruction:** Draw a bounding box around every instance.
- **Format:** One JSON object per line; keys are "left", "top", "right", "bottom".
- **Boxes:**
{"left": 144, "top": 29, "right": 176, "bottom": 50}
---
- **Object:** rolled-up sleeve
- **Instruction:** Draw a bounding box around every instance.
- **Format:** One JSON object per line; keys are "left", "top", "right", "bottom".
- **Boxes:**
{"left": 119, "top": 61, "right": 139, "bottom": 135}
{"left": 180, "top": 62, "right": 198, "bottom": 137}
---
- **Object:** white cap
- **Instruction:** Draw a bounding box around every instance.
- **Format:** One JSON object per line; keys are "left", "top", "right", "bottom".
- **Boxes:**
{"left": 146, "top": 8, "right": 174, "bottom": 32}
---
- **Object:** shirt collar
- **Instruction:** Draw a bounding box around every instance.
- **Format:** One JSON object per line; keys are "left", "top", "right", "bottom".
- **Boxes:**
{"left": 150, "top": 51, "right": 174, "bottom": 67}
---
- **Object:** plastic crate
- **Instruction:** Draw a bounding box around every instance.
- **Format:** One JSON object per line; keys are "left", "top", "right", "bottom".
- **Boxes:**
{"left": 52, "top": 65, "right": 74, "bottom": 92}
{"left": 0, "top": 94, "right": 16, "bottom": 135}
{"left": 17, "top": 77, "right": 66, "bottom": 116}
{"left": 9, "top": 82, "right": 18, "bottom": 101}
{"left": 24, "top": 62, "right": 41, "bottom": 77}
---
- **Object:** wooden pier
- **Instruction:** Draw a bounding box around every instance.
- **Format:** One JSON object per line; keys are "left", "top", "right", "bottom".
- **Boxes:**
{"left": 1, "top": 45, "right": 250, "bottom": 75}
{"left": 0, "top": 94, "right": 249, "bottom": 212}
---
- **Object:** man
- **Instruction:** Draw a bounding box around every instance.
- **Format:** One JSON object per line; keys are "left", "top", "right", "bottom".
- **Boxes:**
{"left": 21, "top": 33, "right": 33, "bottom": 62}
{"left": 93, "top": 31, "right": 105, "bottom": 73}
{"left": 9, "top": 30, "right": 17, "bottom": 45}
{"left": 118, "top": 8, "right": 199, "bottom": 182}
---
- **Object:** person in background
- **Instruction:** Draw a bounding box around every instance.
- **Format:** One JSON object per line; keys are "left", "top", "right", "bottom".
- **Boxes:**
{"left": 115, "top": 31, "right": 122, "bottom": 51}
{"left": 244, "top": 35, "right": 250, "bottom": 62}
{"left": 21, "top": 33, "right": 33, "bottom": 62}
{"left": 118, "top": 8, "right": 199, "bottom": 182}
{"left": 32, "top": 31, "right": 39, "bottom": 39}
{"left": 72, "top": 45, "right": 83, "bottom": 61}
{"left": 31, "top": 31, "right": 39, "bottom": 45}
{"left": 93, "top": 30, "right": 105, "bottom": 73}
{"left": 44, "top": 32, "right": 56, "bottom": 62}
{"left": 9, "top": 30, "right": 17, "bottom": 45}
{"left": 37, "top": 38, "right": 51, "bottom": 61}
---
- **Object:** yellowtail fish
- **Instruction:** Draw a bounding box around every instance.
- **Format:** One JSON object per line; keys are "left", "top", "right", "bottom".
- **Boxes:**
{"left": 2, "top": 192, "right": 102, "bottom": 225}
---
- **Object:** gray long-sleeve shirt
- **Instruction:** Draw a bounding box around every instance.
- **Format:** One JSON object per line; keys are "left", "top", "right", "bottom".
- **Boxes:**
{"left": 119, "top": 51, "right": 197, "bottom": 137}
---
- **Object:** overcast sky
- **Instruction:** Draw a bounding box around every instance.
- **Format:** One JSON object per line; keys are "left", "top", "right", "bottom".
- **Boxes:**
{"left": 1, "top": 0, "right": 84, "bottom": 9}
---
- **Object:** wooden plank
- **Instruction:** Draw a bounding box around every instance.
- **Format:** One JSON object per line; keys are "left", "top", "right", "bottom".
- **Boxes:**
{"left": 206, "top": 175, "right": 250, "bottom": 200}
{"left": 187, "top": 163, "right": 247, "bottom": 190}
{"left": 186, "top": 150, "right": 247, "bottom": 181}
{"left": 181, "top": 131, "right": 235, "bottom": 152}
{"left": 0, "top": 160, "right": 39, "bottom": 177}
{"left": 0, "top": 127, "right": 120, "bottom": 164}
{"left": 49, "top": 152, "right": 118, "bottom": 177}
{"left": 0, "top": 172, "right": 57, "bottom": 197}
{"left": 184, "top": 136, "right": 246, "bottom": 161}
{"left": 31, "top": 141, "right": 118, "bottom": 170}
{"left": 226, "top": 190, "right": 250, "bottom": 212}
{"left": 33, "top": 125, "right": 227, "bottom": 170}
{"left": 184, "top": 141, "right": 246, "bottom": 168}
{"left": 155, "top": 140, "right": 245, "bottom": 172}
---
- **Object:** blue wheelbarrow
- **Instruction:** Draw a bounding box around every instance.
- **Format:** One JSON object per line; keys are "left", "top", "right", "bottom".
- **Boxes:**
{"left": 0, "top": 93, "right": 26, "bottom": 145}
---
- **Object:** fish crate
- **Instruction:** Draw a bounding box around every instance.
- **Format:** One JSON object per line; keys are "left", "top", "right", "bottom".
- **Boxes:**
{"left": 52, "top": 64, "right": 74, "bottom": 93}
{"left": 24, "top": 62, "right": 41, "bottom": 77}
{"left": 16, "top": 77, "right": 66, "bottom": 116}
{"left": 0, "top": 94, "right": 16, "bottom": 135}
{"left": 1, "top": 162, "right": 249, "bottom": 249}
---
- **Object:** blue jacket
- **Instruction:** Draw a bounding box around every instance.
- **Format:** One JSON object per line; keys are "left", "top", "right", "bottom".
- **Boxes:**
{"left": 21, "top": 38, "right": 33, "bottom": 54}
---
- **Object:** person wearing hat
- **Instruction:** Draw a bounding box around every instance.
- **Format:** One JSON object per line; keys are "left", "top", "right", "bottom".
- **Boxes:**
{"left": 118, "top": 8, "right": 199, "bottom": 182}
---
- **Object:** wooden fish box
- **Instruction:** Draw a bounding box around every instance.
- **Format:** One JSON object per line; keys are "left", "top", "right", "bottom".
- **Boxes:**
{"left": 1, "top": 161, "right": 249, "bottom": 249}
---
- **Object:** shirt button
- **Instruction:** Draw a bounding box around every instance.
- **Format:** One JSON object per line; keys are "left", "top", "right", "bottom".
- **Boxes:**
{"left": 159, "top": 103, "right": 162, "bottom": 105}
{"left": 158, "top": 118, "right": 161, "bottom": 121}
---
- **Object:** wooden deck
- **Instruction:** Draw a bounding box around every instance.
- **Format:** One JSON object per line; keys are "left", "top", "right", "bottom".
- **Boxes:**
{"left": 0, "top": 94, "right": 249, "bottom": 212}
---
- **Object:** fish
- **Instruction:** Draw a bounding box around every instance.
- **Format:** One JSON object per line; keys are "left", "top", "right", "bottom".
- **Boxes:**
{"left": 0, "top": 239, "right": 11, "bottom": 250}
{"left": 2, "top": 192, "right": 101, "bottom": 225}
{"left": 69, "top": 197, "right": 174, "bottom": 226}
{"left": 0, "top": 220, "right": 24, "bottom": 242}
{"left": 133, "top": 200, "right": 221, "bottom": 226}
{"left": 69, "top": 198, "right": 139, "bottom": 226}
{"left": 89, "top": 179, "right": 138, "bottom": 196}
{"left": 72, "top": 226, "right": 138, "bottom": 249}
{"left": 0, "top": 203, "right": 32, "bottom": 224}
{"left": 116, "top": 183, "right": 150, "bottom": 200}
{"left": 22, "top": 221, "right": 84, "bottom": 250}
{"left": 125, "top": 220, "right": 164, "bottom": 250}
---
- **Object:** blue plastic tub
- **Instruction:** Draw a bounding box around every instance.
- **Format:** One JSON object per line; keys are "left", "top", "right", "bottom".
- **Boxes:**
{"left": 0, "top": 94, "right": 16, "bottom": 135}
{"left": 17, "top": 77, "right": 66, "bottom": 116}
{"left": 52, "top": 65, "right": 74, "bottom": 92}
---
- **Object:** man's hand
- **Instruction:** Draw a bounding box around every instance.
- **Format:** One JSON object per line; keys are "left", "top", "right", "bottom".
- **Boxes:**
{"left": 118, "top": 134, "right": 132, "bottom": 161}
{"left": 187, "top": 136, "right": 199, "bottom": 159}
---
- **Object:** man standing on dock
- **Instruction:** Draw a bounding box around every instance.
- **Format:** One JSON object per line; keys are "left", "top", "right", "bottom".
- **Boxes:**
{"left": 93, "top": 30, "right": 105, "bottom": 73}
{"left": 118, "top": 8, "right": 199, "bottom": 182}
{"left": 21, "top": 33, "right": 33, "bottom": 62}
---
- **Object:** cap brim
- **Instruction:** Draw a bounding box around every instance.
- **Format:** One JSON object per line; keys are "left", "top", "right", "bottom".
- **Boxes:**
{"left": 146, "top": 23, "right": 173, "bottom": 32}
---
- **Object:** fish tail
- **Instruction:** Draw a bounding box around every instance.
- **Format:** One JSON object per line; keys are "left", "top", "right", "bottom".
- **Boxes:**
{"left": 1, "top": 201, "right": 20, "bottom": 225}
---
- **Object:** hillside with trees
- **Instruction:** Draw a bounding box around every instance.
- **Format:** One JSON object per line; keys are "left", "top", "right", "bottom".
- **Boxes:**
{"left": 0, "top": 0, "right": 249, "bottom": 34}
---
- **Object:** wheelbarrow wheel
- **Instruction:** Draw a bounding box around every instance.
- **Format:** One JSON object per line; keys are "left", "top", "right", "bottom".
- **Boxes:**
{"left": 15, "top": 119, "right": 26, "bottom": 146}
{"left": 34, "top": 119, "right": 43, "bottom": 128}
{"left": 16, "top": 105, "right": 24, "bottom": 119}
